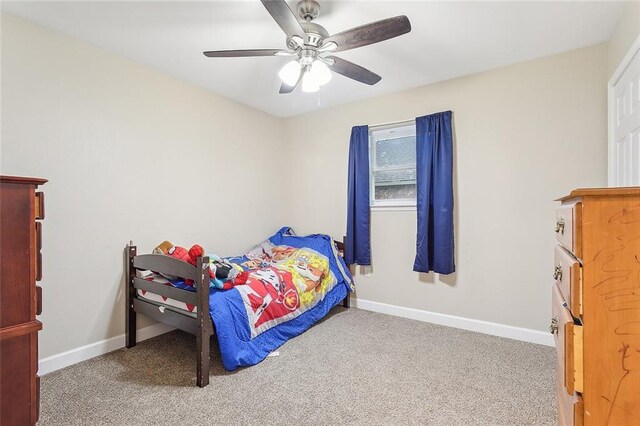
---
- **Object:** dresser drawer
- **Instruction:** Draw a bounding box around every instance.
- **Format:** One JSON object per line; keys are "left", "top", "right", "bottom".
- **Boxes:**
{"left": 35, "top": 222, "right": 42, "bottom": 281}
{"left": 551, "top": 284, "right": 583, "bottom": 395}
{"left": 35, "top": 191, "right": 45, "bottom": 220}
{"left": 557, "top": 387, "right": 584, "bottom": 426}
{"left": 555, "top": 203, "right": 582, "bottom": 259}
{"left": 553, "top": 245, "right": 581, "bottom": 316}
{"left": 36, "top": 286, "right": 42, "bottom": 316}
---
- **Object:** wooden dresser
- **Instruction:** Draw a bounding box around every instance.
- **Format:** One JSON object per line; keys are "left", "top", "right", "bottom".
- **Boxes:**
{"left": 553, "top": 187, "right": 640, "bottom": 426}
{"left": 0, "top": 176, "right": 47, "bottom": 425}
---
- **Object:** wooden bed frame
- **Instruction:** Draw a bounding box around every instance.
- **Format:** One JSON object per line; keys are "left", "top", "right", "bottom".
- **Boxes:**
{"left": 125, "top": 239, "right": 350, "bottom": 387}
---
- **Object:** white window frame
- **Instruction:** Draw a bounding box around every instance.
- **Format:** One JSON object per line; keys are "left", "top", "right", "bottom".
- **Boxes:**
{"left": 369, "top": 123, "right": 417, "bottom": 209}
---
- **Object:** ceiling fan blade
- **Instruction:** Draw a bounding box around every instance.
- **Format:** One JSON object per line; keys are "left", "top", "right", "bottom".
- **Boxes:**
{"left": 260, "top": 0, "right": 306, "bottom": 39}
{"left": 279, "top": 69, "right": 304, "bottom": 94}
{"left": 203, "top": 49, "right": 287, "bottom": 58}
{"left": 324, "top": 15, "right": 411, "bottom": 53}
{"left": 326, "top": 56, "right": 381, "bottom": 85}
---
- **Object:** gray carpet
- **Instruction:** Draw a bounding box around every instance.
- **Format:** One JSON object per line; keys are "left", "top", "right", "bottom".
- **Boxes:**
{"left": 39, "top": 308, "right": 556, "bottom": 425}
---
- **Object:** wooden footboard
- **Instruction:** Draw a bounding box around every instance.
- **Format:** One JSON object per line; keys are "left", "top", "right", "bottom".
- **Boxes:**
{"left": 335, "top": 236, "right": 351, "bottom": 308}
{"left": 125, "top": 244, "right": 214, "bottom": 387}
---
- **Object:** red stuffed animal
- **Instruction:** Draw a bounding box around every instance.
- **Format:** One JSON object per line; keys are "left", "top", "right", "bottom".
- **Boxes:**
{"left": 156, "top": 242, "right": 215, "bottom": 286}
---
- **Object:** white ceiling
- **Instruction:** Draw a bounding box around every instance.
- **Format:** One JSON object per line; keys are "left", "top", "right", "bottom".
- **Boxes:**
{"left": 2, "top": 1, "right": 627, "bottom": 117}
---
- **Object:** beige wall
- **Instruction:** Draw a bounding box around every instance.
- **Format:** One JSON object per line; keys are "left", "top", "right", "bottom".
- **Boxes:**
{"left": 1, "top": 14, "right": 285, "bottom": 358}
{"left": 1, "top": 11, "right": 612, "bottom": 363}
{"left": 283, "top": 44, "right": 609, "bottom": 333}
{"left": 607, "top": 1, "right": 640, "bottom": 78}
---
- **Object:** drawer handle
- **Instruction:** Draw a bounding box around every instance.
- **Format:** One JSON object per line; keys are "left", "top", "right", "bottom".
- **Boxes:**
{"left": 35, "top": 222, "right": 43, "bottom": 281}
{"left": 36, "top": 286, "right": 42, "bottom": 315}
{"left": 549, "top": 316, "right": 559, "bottom": 334}
{"left": 35, "top": 191, "right": 45, "bottom": 220}
{"left": 553, "top": 265, "right": 563, "bottom": 281}
{"left": 555, "top": 218, "right": 565, "bottom": 234}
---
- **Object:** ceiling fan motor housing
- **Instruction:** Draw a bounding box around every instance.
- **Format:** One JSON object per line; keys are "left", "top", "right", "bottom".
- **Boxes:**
{"left": 286, "top": 21, "right": 328, "bottom": 51}
{"left": 301, "top": 22, "right": 328, "bottom": 46}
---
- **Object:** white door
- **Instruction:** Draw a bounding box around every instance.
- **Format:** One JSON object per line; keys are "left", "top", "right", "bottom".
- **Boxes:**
{"left": 609, "top": 42, "right": 640, "bottom": 187}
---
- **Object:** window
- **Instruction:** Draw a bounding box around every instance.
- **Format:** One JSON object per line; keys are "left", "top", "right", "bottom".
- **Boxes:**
{"left": 369, "top": 123, "right": 416, "bottom": 207}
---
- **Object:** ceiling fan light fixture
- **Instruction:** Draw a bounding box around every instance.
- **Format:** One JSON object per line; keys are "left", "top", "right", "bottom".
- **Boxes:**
{"left": 309, "top": 60, "right": 332, "bottom": 86}
{"left": 278, "top": 60, "right": 302, "bottom": 86}
{"left": 301, "top": 69, "right": 320, "bottom": 93}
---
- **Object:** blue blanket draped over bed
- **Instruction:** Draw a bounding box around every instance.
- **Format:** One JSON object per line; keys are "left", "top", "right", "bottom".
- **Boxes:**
{"left": 209, "top": 227, "right": 353, "bottom": 371}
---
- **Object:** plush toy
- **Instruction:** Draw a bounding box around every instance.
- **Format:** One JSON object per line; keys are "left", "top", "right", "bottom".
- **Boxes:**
{"left": 168, "top": 245, "right": 192, "bottom": 264}
{"left": 188, "top": 245, "right": 237, "bottom": 290}
{"left": 153, "top": 240, "right": 173, "bottom": 255}
{"left": 153, "top": 241, "right": 235, "bottom": 289}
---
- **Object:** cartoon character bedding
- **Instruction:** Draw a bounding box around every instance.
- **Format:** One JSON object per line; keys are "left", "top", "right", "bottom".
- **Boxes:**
{"left": 142, "top": 227, "right": 354, "bottom": 371}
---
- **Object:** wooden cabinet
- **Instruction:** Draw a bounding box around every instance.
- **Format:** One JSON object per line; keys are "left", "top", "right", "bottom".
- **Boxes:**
{"left": 0, "top": 175, "right": 47, "bottom": 426}
{"left": 553, "top": 187, "right": 640, "bottom": 426}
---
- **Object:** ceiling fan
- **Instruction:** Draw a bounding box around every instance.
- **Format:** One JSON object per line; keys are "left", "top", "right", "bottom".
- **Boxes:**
{"left": 203, "top": 0, "right": 411, "bottom": 94}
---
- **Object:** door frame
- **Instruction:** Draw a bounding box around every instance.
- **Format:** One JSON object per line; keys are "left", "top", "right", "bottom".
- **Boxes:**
{"left": 608, "top": 34, "right": 640, "bottom": 187}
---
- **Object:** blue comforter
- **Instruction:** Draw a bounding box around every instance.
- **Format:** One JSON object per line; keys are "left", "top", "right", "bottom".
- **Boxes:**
{"left": 209, "top": 227, "right": 353, "bottom": 371}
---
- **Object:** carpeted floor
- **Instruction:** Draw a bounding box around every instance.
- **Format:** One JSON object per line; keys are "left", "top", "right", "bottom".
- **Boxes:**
{"left": 39, "top": 308, "right": 556, "bottom": 425}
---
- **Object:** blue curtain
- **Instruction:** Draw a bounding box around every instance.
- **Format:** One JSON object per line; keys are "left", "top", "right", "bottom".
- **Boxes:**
{"left": 413, "top": 111, "right": 455, "bottom": 274}
{"left": 345, "top": 125, "right": 371, "bottom": 265}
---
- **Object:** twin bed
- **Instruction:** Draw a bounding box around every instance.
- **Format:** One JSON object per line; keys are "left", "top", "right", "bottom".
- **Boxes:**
{"left": 125, "top": 228, "right": 353, "bottom": 387}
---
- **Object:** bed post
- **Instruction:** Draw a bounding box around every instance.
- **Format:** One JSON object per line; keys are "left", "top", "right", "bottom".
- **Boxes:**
{"left": 126, "top": 244, "right": 137, "bottom": 348}
{"left": 196, "top": 256, "right": 213, "bottom": 388}
{"left": 339, "top": 236, "right": 351, "bottom": 309}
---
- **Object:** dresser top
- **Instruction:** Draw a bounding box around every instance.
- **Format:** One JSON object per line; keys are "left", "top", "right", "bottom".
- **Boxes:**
{"left": 556, "top": 186, "right": 640, "bottom": 201}
{"left": 0, "top": 175, "right": 48, "bottom": 186}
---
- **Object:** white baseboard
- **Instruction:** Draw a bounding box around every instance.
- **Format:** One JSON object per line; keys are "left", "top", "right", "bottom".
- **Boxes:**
{"left": 39, "top": 323, "right": 175, "bottom": 375}
{"left": 351, "top": 298, "right": 554, "bottom": 347}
